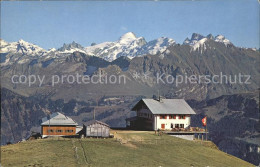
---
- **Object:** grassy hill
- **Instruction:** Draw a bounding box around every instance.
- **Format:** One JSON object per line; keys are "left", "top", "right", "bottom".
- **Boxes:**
{"left": 1, "top": 130, "right": 253, "bottom": 167}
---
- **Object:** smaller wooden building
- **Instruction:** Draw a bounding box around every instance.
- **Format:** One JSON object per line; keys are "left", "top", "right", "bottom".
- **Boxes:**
{"left": 41, "top": 112, "right": 78, "bottom": 138}
{"left": 84, "top": 120, "right": 110, "bottom": 138}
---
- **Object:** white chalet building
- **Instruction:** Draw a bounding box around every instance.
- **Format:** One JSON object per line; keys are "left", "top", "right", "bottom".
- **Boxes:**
{"left": 126, "top": 98, "right": 196, "bottom": 130}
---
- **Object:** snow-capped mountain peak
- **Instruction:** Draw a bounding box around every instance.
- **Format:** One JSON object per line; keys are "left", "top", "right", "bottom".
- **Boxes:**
{"left": 83, "top": 33, "right": 175, "bottom": 61}
{"left": 0, "top": 39, "right": 9, "bottom": 53}
{"left": 183, "top": 38, "right": 190, "bottom": 45}
{"left": 0, "top": 39, "right": 9, "bottom": 47}
{"left": 183, "top": 33, "right": 232, "bottom": 51}
{"left": 141, "top": 37, "right": 175, "bottom": 55}
{"left": 58, "top": 41, "right": 85, "bottom": 52}
{"left": 119, "top": 32, "right": 137, "bottom": 41}
{"left": 206, "top": 34, "right": 214, "bottom": 40}
{"left": 48, "top": 48, "right": 56, "bottom": 51}
{"left": 55, "top": 41, "right": 88, "bottom": 55}
{"left": 18, "top": 39, "right": 27, "bottom": 44}
{"left": 0, "top": 39, "right": 46, "bottom": 56}
{"left": 0, "top": 39, "right": 47, "bottom": 65}
{"left": 214, "top": 35, "right": 231, "bottom": 45}
{"left": 118, "top": 32, "right": 145, "bottom": 46}
{"left": 84, "top": 32, "right": 147, "bottom": 61}
{"left": 47, "top": 48, "right": 57, "bottom": 53}
{"left": 191, "top": 33, "right": 205, "bottom": 41}
{"left": 184, "top": 33, "right": 207, "bottom": 46}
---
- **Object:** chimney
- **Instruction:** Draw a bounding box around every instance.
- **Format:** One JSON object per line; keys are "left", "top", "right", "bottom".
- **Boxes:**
{"left": 159, "top": 96, "right": 163, "bottom": 102}
{"left": 157, "top": 90, "right": 163, "bottom": 102}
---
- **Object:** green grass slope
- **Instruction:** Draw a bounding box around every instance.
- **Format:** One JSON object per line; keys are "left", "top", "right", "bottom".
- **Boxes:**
{"left": 1, "top": 131, "right": 253, "bottom": 167}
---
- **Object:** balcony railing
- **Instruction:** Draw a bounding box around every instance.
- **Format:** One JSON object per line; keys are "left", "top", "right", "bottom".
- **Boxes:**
{"left": 167, "top": 127, "right": 206, "bottom": 132}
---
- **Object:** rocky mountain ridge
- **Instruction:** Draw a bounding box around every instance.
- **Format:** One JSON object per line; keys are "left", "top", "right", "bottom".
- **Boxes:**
{"left": 1, "top": 32, "right": 248, "bottom": 64}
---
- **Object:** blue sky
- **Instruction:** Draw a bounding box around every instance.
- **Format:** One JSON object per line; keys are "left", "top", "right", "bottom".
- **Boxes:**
{"left": 1, "top": 0, "right": 259, "bottom": 49}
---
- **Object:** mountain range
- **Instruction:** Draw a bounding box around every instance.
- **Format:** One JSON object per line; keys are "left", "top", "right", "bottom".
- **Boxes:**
{"left": 0, "top": 32, "right": 259, "bottom": 165}
{"left": 2, "top": 32, "right": 253, "bottom": 65}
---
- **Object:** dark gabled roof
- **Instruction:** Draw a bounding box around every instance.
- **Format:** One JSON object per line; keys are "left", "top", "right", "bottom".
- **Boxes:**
{"left": 84, "top": 120, "right": 110, "bottom": 127}
{"left": 125, "top": 116, "right": 151, "bottom": 121}
{"left": 131, "top": 99, "right": 196, "bottom": 115}
{"left": 125, "top": 116, "right": 138, "bottom": 121}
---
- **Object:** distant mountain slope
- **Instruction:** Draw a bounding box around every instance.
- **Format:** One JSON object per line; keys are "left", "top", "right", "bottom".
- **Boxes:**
{"left": 1, "top": 131, "right": 254, "bottom": 167}
{"left": 0, "top": 88, "right": 136, "bottom": 145}
{"left": 1, "top": 88, "right": 46, "bottom": 145}
{"left": 1, "top": 89, "right": 259, "bottom": 165}
{"left": 188, "top": 91, "right": 260, "bottom": 165}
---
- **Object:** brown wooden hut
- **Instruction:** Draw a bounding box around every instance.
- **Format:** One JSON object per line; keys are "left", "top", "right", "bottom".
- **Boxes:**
{"left": 41, "top": 112, "right": 78, "bottom": 138}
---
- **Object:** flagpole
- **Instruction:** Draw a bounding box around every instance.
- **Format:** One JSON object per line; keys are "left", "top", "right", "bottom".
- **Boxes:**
{"left": 48, "top": 114, "right": 50, "bottom": 137}
{"left": 206, "top": 116, "right": 207, "bottom": 141}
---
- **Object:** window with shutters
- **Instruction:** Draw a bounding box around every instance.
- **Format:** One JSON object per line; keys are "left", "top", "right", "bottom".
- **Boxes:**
{"left": 160, "top": 115, "right": 167, "bottom": 119}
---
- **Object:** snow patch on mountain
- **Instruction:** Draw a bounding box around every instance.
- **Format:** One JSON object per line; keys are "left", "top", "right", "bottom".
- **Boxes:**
{"left": 214, "top": 35, "right": 231, "bottom": 45}
{"left": 0, "top": 39, "right": 48, "bottom": 65}
{"left": 57, "top": 41, "right": 86, "bottom": 54}
{"left": 0, "top": 39, "right": 46, "bottom": 56}
{"left": 47, "top": 48, "right": 56, "bottom": 53}
{"left": 84, "top": 32, "right": 174, "bottom": 61}
{"left": 0, "top": 39, "right": 9, "bottom": 47}
{"left": 192, "top": 38, "right": 207, "bottom": 51}
{"left": 184, "top": 33, "right": 232, "bottom": 51}
{"left": 0, "top": 39, "right": 9, "bottom": 53}
{"left": 137, "top": 37, "right": 175, "bottom": 56}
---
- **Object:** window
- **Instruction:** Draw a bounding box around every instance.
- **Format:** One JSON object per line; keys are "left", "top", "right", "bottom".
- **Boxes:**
{"left": 56, "top": 130, "right": 63, "bottom": 133}
{"left": 175, "top": 124, "right": 179, "bottom": 128}
{"left": 160, "top": 115, "right": 167, "bottom": 119}
{"left": 65, "top": 130, "right": 74, "bottom": 133}
{"left": 47, "top": 129, "right": 54, "bottom": 133}
{"left": 169, "top": 115, "right": 176, "bottom": 119}
{"left": 179, "top": 115, "right": 185, "bottom": 119}
{"left": 180, "top": 124, "right": 184, "bottom": 128}
{"left": 161, "top": 124, "right": 165, "bottom": 129}
{"left": 171, "top": 123, "right": 174, "bottom": 128}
